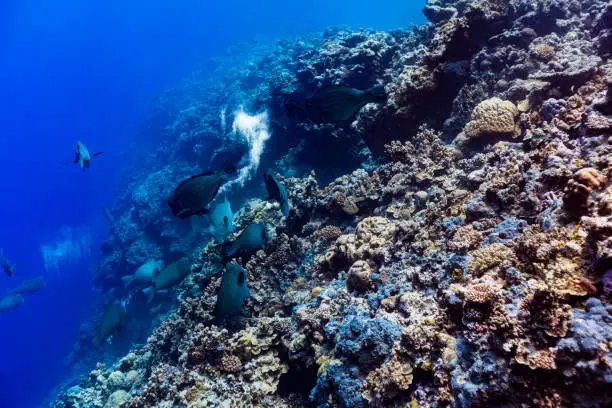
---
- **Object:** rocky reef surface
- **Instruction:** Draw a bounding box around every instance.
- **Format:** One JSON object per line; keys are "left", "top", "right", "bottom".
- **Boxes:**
{"left": 53, "top": 0, "right": 612, "bottom": 406}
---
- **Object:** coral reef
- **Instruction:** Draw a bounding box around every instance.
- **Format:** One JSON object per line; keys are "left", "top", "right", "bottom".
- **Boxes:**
{"left": 53, "top": 0, "right": 612, "bottom": 407}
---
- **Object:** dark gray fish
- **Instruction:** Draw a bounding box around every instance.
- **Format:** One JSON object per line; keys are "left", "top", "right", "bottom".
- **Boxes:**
{"left": 64, "top": 141, "right": 104, "bottom": 169}
{"left": 264, "top": 172, "right": 290, "bottom": 217}
{"left": 9, "top": 276, "right": 46, "bottom": 295}
{"left": 143, "top": 258, "right": 191, "bottom": 302}
{"left": 168, "top": 161, "right": 237, "bottom": 219}
{"left": 0, "top": 293, "right": 24, "bottom": 313}
{"left": 1, "top": 249, "right": 15, "bottom": 278}
{"left": 224, "top": 223, "right": 269, "bottom": 257}
{"left": 93, "top": 300, "right": 126, "bottom": 347}
{"left": 304, "top": 84, "right": 387, "bottom": 123}
{"left": 214, "top": 263, "right": 250, "bottom": 322}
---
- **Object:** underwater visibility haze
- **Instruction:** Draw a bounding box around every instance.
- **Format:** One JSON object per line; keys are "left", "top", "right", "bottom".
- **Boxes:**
{"left": 2, "top": 0, "right": 612, "bottom": 407}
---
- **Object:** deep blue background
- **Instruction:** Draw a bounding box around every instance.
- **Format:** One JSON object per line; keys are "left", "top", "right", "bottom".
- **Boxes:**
{"left": 0, "top": 1, "right": 425, "bottom": 407}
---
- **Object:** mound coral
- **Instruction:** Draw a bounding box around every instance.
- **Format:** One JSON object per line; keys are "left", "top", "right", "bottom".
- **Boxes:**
{"left": 464, "top": 97, "right": 519, "bottom": 139}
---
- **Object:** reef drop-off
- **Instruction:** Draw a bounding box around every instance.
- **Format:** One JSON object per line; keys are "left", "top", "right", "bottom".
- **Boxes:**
{"left": 53, "top": 0, "right": 612, "bottom": 407}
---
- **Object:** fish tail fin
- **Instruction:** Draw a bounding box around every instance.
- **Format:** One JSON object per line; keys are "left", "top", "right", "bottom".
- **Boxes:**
{"left": 143, "top": 287, "right": 155, "bottom": 303}
{"left": 223, "top": 242, "right": 237, "bottom": 258}
{"left": 281, "top": 201, "right": 290, "bottom": 217}
{"left": 121, "top": 275, "right": 134, "bottom": 288}
{"left": 365, "top": 84, "right": 387, "bottom": 102}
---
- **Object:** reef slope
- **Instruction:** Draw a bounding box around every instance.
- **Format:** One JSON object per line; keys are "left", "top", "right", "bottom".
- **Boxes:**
{"left": 53, "top": 0, "right": 612, "bottom": 407}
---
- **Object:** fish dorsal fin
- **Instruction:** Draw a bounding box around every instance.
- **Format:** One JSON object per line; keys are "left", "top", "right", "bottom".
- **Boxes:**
{"left": 175, "top": 171, "right": 216, "bottom": 190}
{"left": 314, "top": 84, "right": 356, "bottom": 95}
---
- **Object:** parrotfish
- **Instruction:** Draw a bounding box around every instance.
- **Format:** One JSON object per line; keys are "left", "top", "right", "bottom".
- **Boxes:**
{"left": 0, "top": 293, "right": 24, "bottom": 313}
{"left": 287, "top": 84, "right": 387, "bottom": 123}
{"left": 168, "top": 161, "right": 237, "bottom": 219}
{"left": 65, "top": 141, "right": 104, "bottom": 169}
{"left": 224, "top": 223, "right": 269, "bottom": 257}
{"left": 214, "top": 262, "right": 250, "bottom": 322}
{"left": 143, "top": 258, "right": 191, "bottom": 302}
{"left": 206, "top": 197, "right": 235, "bottom": 243}
{"left": 93, "top": 300, "right": 126, "bottom": 347}
{"left": 121, "top": 259, "right": 164, "bottom": 287}
{"left": 264, "top": 172, "right": 290, "bottom": 217}
{"left": 1, "top": 249, "right": 15, "bottom": 278}
{"left": 9, "top": 276, "right": 46, "bottom": 295}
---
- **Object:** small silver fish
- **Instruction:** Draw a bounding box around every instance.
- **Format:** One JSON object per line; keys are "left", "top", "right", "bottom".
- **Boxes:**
{"left": 65, "top": 141, "right": 104, "bottom": 169}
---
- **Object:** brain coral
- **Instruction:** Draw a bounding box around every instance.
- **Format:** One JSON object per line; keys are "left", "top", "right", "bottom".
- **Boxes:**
{"left": 465, "top": 97, "right": 519, "bottom": 139}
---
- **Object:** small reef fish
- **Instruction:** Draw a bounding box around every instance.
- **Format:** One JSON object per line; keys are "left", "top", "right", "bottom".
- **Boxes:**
{"left": 93, "top": 300, "right": 126, "bottom": 347}
{"left": 121, "top": 259, "right": 164, "bottom": 287}
{"left": 206, "top": 197, "right": 235, "bottom": 243}
{"left": 143, "top": 258, "right": 191, "bottom": 302}
{"left": 213, "top": 262, "right": 250, "bottom": 322}
{"left": 287, "top": 84, "right": 387, "bottom": 123}
{"left": 224, "top": 222, "right": 269, "bottom": 257}
{"left": 168, "top": 161, "right": 237, "bottom": 219}
{"left": 65, "top": 141, "right": 104, "bottom": 169}
{"left": 0, "top": 293, "right": 24, "bottom": 313}
{"left": 9, "top": 276, "right": 46, "bottom": 295}
{"left": 264, "top": 172, "right": 290, "bottom": 217}
{"left": 0, "top": 249, "right": 15, "bottom": 277}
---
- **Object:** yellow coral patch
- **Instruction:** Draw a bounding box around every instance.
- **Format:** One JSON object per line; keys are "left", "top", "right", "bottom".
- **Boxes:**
{"left": 468, "top": 243, "right": 512, "bottom": 275}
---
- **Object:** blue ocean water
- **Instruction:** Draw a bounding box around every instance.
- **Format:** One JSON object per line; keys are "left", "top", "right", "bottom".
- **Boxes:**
{"left": 0, "top": 1, "right": 425, "bottom": 407}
